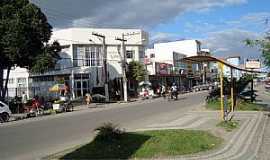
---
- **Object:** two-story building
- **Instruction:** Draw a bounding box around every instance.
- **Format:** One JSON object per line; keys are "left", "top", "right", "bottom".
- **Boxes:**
{"left": 5, "top": 28, "right": 148, "bottom": 99}
{"left": 145, "top": 40, "right": 208, "bottom": 90}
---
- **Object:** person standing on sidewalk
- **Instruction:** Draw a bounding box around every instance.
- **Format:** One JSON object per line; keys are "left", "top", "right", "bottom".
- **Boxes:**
{"left": 21, "top": 92, "right": 27, "bottom": 111}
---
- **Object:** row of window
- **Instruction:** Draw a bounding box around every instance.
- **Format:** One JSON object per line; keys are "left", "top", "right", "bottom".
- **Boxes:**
{"left": 73, "top": 46, "right": 102, "bottom": 67}
{"left": 3, "top": 78, "right": 26, "bottom": 85}
{"left": 32, "top": 76, "right": 54, "bottom": 82}
{"left": 73, "top": 46, "right": 144, "bottom": 66}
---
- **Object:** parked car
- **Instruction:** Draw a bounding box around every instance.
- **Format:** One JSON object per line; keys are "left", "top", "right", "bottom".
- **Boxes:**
{"left": 0, "top": 101, "right": 12, "bottom": 123}
{"left": 239, "top": 90, "right": 257, "bottom": 101}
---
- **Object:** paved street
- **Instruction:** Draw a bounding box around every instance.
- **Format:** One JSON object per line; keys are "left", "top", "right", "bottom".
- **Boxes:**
{"left": 0, "top": 92, "right": 206, "bottom": 160}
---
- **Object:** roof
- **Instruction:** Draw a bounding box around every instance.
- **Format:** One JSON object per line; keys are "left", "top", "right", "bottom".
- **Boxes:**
{"left": 180, "top": 55, "right": 265, "bottom": 73}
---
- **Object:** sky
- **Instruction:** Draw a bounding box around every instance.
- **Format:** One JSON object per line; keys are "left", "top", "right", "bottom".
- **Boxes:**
{"left": 31, "top": 0, "right": 270, "bottom": 60}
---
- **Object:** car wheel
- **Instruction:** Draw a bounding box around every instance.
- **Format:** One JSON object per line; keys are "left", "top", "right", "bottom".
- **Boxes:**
{"left": 1, "top": 112, "right": 10, "bottom": 122}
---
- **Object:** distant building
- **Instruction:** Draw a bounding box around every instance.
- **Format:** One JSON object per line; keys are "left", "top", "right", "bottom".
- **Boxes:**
{"left": 145, "top": 40, "right": 207, "bottom": 90}
{"left": 224, "top": 56, "right": 242, "bottom": 79}
{"left": 3, "top": 67, "right": 30, "bottom": 98}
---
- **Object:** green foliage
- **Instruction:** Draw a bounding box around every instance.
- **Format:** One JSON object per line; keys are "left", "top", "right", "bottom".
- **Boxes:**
{"left": 205, "top": 99, "right": 267, "bottom": 111}
{"left": 0, "top": 0, "right": 52, "bottom": 69}
{"left": 31, "top": 41, "right": 61, "bottom": 73}
{"left": 206, "top": 75, "right": 252, "bottom": 101}
{"left": 126, "top": 61, "right": 147, "bottom": 82}
{"left": 245, "top": 32, "right": 270, "bottom": 67}
{"left": 0, "top": 0, "right": 61, "bottom": 100}
{"left": 94, "top": 122, "right": 124, "bottom": 142}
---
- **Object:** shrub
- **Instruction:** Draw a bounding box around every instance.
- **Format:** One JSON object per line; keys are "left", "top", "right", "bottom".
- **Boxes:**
{"left": 94, "top": 122, "right": 124, "bottom": 142}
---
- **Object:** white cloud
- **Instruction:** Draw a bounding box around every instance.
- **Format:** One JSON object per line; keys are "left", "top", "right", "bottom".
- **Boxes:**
{"left": 202, "top": 29, "right": 262, "bottom": 59}
{"left": 241, "top": 12, "right": 270, "bottom": 23}
{"left": 150, "top": 32, "right": 179, "bottom": 42}
{"left": 31, "top": 0, "right": 247, "bottom": 29}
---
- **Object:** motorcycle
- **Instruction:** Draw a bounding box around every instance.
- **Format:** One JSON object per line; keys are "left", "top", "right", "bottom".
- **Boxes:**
{"left": 168, "top": 91, "right": 178, "bottom": 101}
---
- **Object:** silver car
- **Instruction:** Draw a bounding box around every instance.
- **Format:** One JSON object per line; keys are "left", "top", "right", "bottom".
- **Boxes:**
{"left": 0, "top": 101, "right": 11, "bottom": 123}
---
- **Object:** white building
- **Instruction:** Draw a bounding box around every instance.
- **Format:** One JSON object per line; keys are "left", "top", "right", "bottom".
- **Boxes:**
{"left": 145, "top": 40, "right": 204, "bottom": 89}
{"left": 3, "top": 67, "right": 30, "bottom": 98}
{"left": 145, "top": 40, "right": 202, "bottom": 75}
{"left": 5, "top": 28, "right": 148, "bottom": 99}
{"left": 224, "top": 56, "right": 242, "bottom": 79}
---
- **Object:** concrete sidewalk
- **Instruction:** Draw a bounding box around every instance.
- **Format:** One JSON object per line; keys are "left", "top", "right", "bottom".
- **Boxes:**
{"left": 136, "top": 111, "right": 267, "bottom": 160}
{"left": 255, "top": 85, "right": 270, "bottom": 160}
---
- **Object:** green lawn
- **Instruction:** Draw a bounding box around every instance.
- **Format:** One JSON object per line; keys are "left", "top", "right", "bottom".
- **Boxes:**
{"left": 60, "top": 129, "right": 223, "bottom": 159}
{"left": 206, "top": 99, "right": 266, "bottom": 111}
{"left": 217, "top": 120, "right": 239, "bottom": 132}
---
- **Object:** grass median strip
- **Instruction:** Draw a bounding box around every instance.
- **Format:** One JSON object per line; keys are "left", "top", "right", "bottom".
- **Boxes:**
{"left": 58, "top": 129, "right": 222, "bottom": 159}
{"left": 206, "top": 99, "right": 267, "bottom": 111}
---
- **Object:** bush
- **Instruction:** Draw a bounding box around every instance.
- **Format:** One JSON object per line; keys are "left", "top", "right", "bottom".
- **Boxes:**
{"left": 94, "top": 122, "right": 124, "bottom": 142}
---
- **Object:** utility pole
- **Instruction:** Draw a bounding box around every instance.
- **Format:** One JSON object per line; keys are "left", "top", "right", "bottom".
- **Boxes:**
{"left": 116, "top": 34, "right": 128, "bottom": 102}
{"left": 115, "top": 32, "right": 142, "bottom": 102}
{"left": 92, "top": 32, "right": 109, "bottom": 102}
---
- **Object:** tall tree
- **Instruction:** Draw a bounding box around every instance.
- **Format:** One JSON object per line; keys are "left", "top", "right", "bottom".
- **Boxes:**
{"left": 245, "top": 32, "right": 270, "bottom": 67}
{"left": 0, "top": 0, "right": 60, "bottom": 100}
{"left": 126, "top": 61, "right": 147, "bottom": 94}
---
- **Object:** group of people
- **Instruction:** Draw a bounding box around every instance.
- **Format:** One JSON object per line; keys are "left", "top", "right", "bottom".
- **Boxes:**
{"left": 156, "top": 83, "right": 179, "bottom": 100}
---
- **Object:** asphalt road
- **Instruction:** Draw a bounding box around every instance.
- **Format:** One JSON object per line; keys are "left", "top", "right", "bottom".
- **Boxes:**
{"left": 0, "top": 92, "right": 206, "bottom": 160}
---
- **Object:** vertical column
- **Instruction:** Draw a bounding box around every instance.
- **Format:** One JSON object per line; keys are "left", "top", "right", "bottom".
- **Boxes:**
{"left": 219, "top": 62, "right": 224, "bottom": 120}
{"left": 122, "top": 34, "right": 128, "bottom": 102}
{"left": 230, "top": 68, "right": 234, "bottom": 112}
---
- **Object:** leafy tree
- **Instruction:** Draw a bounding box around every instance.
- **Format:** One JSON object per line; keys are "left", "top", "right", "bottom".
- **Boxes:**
{"left": 0, "top": 0, "right": 60, "bottom": 100}
{"left": 126, "top": 61, "right": 147, "bottom": 94}
{"left": 245, "top": 32, "right": 270, "bottom": 66}
{"left": 206, "top": 75, "right": 252, "bottom": 102}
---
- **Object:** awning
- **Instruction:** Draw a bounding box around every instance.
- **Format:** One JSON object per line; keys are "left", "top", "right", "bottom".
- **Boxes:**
{"left": 179, "top": 55, "right": 265, "bottom": 73}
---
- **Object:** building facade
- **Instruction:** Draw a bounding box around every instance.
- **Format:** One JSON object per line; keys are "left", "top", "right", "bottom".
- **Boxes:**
{"left": 3, "top": 67, "right": 30, "bottom": 98}
{"left": 145, "top": 40, "right": 205, "bottom": 90}
{"left": 5, "top": 28, "right": 148, "bottom": 99}
{"left": 224, "top": 56, "right": 242, "bottom": 80}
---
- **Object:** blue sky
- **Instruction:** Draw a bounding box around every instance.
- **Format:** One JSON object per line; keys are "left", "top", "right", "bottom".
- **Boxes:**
{"left": 32, "top": 0, "right": 270, "bottom": 59}
{"left": 152, "top": 0, "right": 269, "bottom": 38}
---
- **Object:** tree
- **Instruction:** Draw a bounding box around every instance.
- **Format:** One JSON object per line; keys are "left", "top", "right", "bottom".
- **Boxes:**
{"left": 126, "top": 61, "right": 147, "bottom": 95}
{"left": 0, "top": 0, "right": 60, "bottom": 101}
{"left": 245, "top": 32, "right": 270, "bottom": 67}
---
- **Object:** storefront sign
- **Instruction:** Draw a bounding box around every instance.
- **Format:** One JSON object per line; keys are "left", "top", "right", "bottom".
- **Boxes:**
{"left": 155, "top": 62, "right": 173, "bottom": 75}
{"left": 245, "top": 59, "right": 261, "bottom": 69}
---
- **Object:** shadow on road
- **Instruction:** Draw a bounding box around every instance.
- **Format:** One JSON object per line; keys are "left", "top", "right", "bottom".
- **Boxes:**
{"left": 60, "top": 133, "right": 151, "bottom": 159}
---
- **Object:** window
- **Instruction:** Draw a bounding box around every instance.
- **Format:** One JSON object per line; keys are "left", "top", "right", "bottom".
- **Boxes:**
{"left": 126, "top": 50, "right": 135, "bottom": 59}
{"left": 85, "top": 47, "right": 91, "bottom": 66}
{"left": 139, "top": 50, "right": 145, "bottom": 58}
{"left": 17, "top": 78, "right": 26, "bottom": 84}
{"left": 91, "top": 47, "right": 96, "bottom": 66}
{"left": 6, "top": 78, "right": 14, "bottom": 84}
{"left": 73, "top": 45, "right": 102, "bottom": 67}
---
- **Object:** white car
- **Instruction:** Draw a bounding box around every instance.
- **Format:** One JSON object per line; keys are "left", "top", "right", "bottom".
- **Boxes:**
{"left": 0, "top": 101, "right": 11, "bottom": 122}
